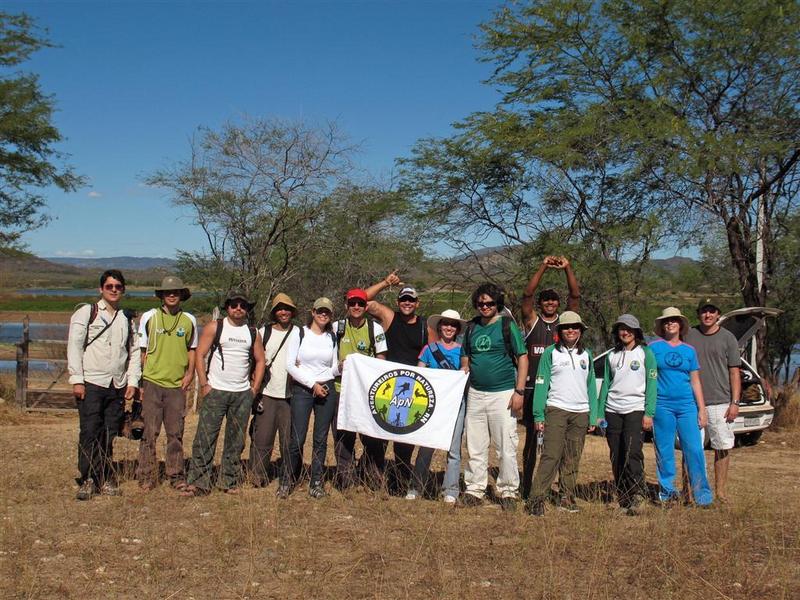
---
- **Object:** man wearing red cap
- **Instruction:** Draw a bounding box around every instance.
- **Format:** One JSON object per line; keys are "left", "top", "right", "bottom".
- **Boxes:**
{"left": 332, "top": 288, "right": 388, "bottom": 489}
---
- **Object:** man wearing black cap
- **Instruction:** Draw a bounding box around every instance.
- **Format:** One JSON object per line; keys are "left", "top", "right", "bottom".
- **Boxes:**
{"left": 685, "top": 297, "right": 741, "bottom": 502}
{"left": 365, "top": 271, "right": 431, "bottom": 494}
{"left": 183, "top": 290, "right": 265, "bottom": 496}
{"left": 519, "top": 255, "right": 580, "bottom": 499}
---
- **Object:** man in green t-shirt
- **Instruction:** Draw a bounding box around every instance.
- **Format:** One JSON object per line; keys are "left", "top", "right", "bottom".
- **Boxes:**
{"left": 461, "top": 283, "right": 528, "bottom": 509}
{"left": 136, "top": 276, "right": 198, "bottom": 491}
{"left": 331, "top": 288, "right": 388, "bottom": 490}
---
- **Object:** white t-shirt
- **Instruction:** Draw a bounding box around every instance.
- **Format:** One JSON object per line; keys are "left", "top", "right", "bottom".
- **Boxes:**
{"left": 259, "top": 324, "right": 292, "bottom": 398}
{"left": 285, "top": 326, "right": 340, "bottom": 389}
{"left": 546, "top": 346, "right": 592, "bottom": 413}
{"left": 605, "top": 346, "right": 648, "bottom": 414}
{"left": 207, "top": 319, "right": 253, "bottom": 392}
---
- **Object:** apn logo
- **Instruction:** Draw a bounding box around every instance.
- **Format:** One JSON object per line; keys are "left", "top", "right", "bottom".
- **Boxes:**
{"left": 368, "top": 369, "right": 436, "bottom": 434}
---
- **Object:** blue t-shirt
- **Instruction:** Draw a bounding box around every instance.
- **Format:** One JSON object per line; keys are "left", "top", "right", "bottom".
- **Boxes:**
{"left": 649, "top": 339, "right": 699, "bottom": 403}
{"left": 418, "top": 342, "right": 462, "bottom": 370}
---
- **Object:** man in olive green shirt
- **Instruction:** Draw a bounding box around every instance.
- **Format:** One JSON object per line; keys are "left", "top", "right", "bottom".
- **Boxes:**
{"left": 136, "top": 276, "right": 198, "bottom": 491}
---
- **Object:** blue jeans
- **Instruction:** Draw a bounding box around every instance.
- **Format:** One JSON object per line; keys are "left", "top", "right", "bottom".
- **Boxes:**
{"left": 653, "top": 400, "right": 713, "bottom": 505}
{"left": 282, "top": 381, "right": 337, "bottom": 487}
{"left": 441, "top": 396, "right": 467, "bottom": 498}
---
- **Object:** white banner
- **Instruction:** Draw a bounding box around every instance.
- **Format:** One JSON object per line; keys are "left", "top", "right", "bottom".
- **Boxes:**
{"left": 338, "top": 354, "right": 468, "bottom": 450}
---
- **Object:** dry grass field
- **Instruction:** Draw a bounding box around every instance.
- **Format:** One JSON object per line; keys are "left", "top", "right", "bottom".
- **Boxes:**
{"left": 1, "top": 402, "right": 798, "bottom": 600}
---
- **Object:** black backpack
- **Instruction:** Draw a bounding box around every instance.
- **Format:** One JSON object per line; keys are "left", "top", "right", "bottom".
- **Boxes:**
{"left": 207, "top": 318, "right": 257, "bottom": 373}
{"left": 462, "top": 315, "right": 518, "bottom": 367}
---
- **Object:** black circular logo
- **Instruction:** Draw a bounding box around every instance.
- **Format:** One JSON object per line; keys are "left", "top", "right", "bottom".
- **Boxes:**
{"left": 368, "top": 369, "right": 436, "bottom": 434}
{"left": 665, "top": 352, "right": 683, "bottom": 367}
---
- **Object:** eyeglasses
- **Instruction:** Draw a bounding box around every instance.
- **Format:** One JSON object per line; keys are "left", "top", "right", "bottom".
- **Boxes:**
{"left": 227, "top": 301, "right": 249, "bottom": 310}
{"left": 560, "top": 324, "right": 581, "bottom": 331}
{"left": 398, "top": 296, "right": 417, "bottom": 303}
{"left": 476, "top": 301, "right": 496, "bottom": 308}
{"left": 440, "top": 320, "right": 459, "bottom": 328}
{"left": 347, "top": 299, "right": 367, "bottom": 307}
{"left": 163, "top": 290, "right": 181, "bottom": 297}
{"left": 103, "top": 284, "right": 124, "bottom": 291}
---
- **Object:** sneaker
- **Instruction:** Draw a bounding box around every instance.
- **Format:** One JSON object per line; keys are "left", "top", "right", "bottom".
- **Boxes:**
{"left": 556, "top": 495, "right": 579, "bottom": 513}
{"left": 499, "top": 497, "right": 517, "bottom": 512}
{"left": 525, "top": 498, "right": 545, "bottom": 517}
{"left": 308, "top": 483, "right": 327, "bottom": 499}
{"left": 460, "top": 493, "right": 484, "bottom": 507}
{"left": 100, "top": 481, "right": 122, "bottom": 497}
{"left": 443, "top": 494, "right": 457, "bottom": 505}
{"left": 405, "top": 489, "right": 419, "bottom": 501}
{"left": 76, "top": 478, "right": 96, "bottom": 501}
{"left": 276, "top": 484, "right": 291, "bottom": 499}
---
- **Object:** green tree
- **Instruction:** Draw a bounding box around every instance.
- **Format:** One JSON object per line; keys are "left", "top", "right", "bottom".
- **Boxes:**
{"left": 402, "top": 0, "right": 800, "bottom": 379}
{"left": 0, "top": 12, "right": 83, "bottom": 247}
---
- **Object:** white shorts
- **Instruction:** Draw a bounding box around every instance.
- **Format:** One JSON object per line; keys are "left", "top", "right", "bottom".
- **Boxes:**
{"left": 705, "top": 404, "right": 735, "bottom": 450}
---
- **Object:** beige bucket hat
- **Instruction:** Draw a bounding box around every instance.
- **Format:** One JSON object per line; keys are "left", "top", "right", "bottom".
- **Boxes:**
{"left": 654, "top": 306, "right": 689, "bottom": 338}
{"left": 270, "top": 292, "right": 297, "bottom": 315}
{"left": 155, "top": 275, "right": 191, "bottom": 301}
{"left": 557, "top": 310, "right": 588, "bottom": 330}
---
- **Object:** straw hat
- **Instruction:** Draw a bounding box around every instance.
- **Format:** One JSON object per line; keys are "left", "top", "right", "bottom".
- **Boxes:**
{"left": 427, "top": 309, "right": 467, "bottom": 332}
{"left": 270, "top": 292, "right": 297, "bottom": 314}
{"left": 557, "top": 311, "right": 588, "bottom": 330}
{"left": 654, "top": 307, "right": 689, "bottom": 338}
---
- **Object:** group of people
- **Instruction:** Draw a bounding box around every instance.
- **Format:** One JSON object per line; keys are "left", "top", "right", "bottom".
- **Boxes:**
{"left": 67, "top": 258, "right": 743, "bottom": 515}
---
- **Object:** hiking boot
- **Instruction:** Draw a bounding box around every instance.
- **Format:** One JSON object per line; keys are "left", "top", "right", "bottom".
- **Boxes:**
{"left": 499, "top": 497, "right": 517, "bottom": 512}
{"left": 557, "top": 495, "right": 579, "bottom": 513}
{"left": 460, "top": 494, "right": 484, "bottom": 508}
{"left": 100, "top": 481, "right": 122, "bottom": 497}
{"left": 276, "top": 484, "right": 291, "bottom": 499}
{"left": 525, "top": 498, "right": 545, "bottom": 517}
{"left": 626, "top": 494, "right": 647, "bottom": 516}
{"left": 308, "top": 482, "right": 327, "bottom": 499}
{"left": 76, "top": 478, "right": 96, "bottom": 501}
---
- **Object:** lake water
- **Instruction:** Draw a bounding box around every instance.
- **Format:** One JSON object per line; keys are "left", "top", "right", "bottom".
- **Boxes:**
{"left": 15, "top": 288, "right": 155, "bottom": 297}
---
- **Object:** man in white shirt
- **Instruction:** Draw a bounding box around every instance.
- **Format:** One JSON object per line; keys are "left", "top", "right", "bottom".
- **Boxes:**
{"left": 183, "top": 290, "right": 265, "bottom": 496}
{"left": 67, "top": 269, "right": 141, "bottom": 500}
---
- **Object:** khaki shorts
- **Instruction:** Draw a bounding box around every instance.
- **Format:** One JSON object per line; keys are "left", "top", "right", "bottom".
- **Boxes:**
{"left": 705, "top": 404, "right": 735, "bottom": 450}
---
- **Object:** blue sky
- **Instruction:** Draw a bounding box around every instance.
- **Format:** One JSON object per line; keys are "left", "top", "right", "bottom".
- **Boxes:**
{"left": 7, "top": 0, "right": 503, "bottom": 258}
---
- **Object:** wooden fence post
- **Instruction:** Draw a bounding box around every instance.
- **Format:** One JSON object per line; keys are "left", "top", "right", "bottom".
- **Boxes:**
{"left": 15, "top": 316, "right": 29, "bottom": 409}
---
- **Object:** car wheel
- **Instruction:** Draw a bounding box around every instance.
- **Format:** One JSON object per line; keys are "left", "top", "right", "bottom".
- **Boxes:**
{"left": 736, "top": 431, "right": 763, "bottom": 447}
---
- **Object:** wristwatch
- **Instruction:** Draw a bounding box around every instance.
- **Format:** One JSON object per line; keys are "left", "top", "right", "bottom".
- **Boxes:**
{"left": 731, "top": 398, "right": 740, "bottom": 406}
{"left": 514, "top": 388, "right": 525, "bottom": 395}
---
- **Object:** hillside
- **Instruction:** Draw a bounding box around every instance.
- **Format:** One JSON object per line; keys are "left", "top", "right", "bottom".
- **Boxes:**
{"left": 45, "top": 256, "right": 177, "bottom": 270}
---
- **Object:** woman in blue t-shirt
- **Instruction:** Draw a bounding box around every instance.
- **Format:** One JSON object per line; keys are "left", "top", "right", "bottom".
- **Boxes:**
{"left": 404, "top": 309, "right": 466, "bottom": 503}
{"left": 650, "top": 307, "right": 712, "bottom": 506}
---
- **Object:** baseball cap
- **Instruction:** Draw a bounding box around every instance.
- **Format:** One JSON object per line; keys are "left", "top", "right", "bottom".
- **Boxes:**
{"left": 397, "top": 286, "right": 418, "bottom": 300}
{"left": 346, "top": 288, "right": 368, "bottom": 302}
{"left": 696, "top": 297, "right": 722, "bottom": 313}
{"left": 313, "top": 297, "right": 334, "bottom": 312}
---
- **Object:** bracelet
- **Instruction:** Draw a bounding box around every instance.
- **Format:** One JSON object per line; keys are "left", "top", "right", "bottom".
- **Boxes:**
{"left": 514, "top": 388, "right": 525, "bottom": 395}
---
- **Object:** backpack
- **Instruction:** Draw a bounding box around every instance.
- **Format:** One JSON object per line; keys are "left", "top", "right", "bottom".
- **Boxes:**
{"left": 145, "top": 309, "right": 194, "bottom": 351}
{"left": 207, "top": 318, "right": 257, "bottom": 373}
{"left": 298, "top": 326, "right": 337, "bottom": 348}
{"left": 335, "top": 318, "right": 376, "bottom": 356}
{"left": 462, "top": 315, "right": 518, "bottom": 367}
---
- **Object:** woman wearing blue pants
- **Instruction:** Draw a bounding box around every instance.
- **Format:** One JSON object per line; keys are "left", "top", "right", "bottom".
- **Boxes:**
{"left": 650, "top": 307, "right": 713, "bottom": 506}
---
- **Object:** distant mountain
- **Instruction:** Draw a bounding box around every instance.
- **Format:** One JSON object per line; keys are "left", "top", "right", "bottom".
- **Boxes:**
{"left": 44, "top": 256, "right": 177, "bottom": 271}
{"left": 649, "top": 256, "right": 698, "bottom": 273}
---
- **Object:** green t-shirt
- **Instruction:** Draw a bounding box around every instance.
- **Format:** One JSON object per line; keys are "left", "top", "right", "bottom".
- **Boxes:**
{"left": 467, "top": 317, "right": 527, "bottom": 392}
{"left": 139, "top": 308, "right": 198, "bottom": 388}
{"left": 334, "top": 320, "right": 378, "bottom": 392}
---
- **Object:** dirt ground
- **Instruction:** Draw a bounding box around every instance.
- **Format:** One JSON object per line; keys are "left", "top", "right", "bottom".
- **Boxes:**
{"left": 1, "top": 406, "right": 798, "bottom": 600}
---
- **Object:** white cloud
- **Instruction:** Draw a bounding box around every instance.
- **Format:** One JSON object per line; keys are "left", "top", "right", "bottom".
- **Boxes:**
{"left": 54, "top": 249, "right": 96, "bottom": 257}
{"left": 87, "top": 191, "right": 102, "bottom": 198}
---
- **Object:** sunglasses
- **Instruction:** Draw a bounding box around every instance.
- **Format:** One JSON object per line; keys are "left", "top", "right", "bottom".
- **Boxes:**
{"left": 398, "top": 296, "right": 417, "bottom": 303}
{"left": 347, "top": 299, "right": 367, "bottom": 307}
{"left": 560, "top": 324, "right": 582, "bottom": 331}
{"left": 662, "top": 317, "right": 682, "bottom": 325}
{"left": 439, "top": 320, "right": 460, "bottom": 328}
{"left": 476, "top": 301, "right": 496, "bottom": 308}
{"left": 315, "top": 309, "right": 332, "bottom": 317}
{"left": 162, "top": 290, "right": 181, "bottom": 297}
{"left": 227, "top": 301, "right": 249, "bottom": 310}
{"left": 103, "top": 284, "right": 124, "bottom": 291}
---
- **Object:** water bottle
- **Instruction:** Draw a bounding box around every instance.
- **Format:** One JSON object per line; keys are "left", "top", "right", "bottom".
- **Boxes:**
{"left": 536, "top": 429, "right": 544, "bottom": 453}
{"left": 598, "top": 419, "right": 607, "bottom": 436}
